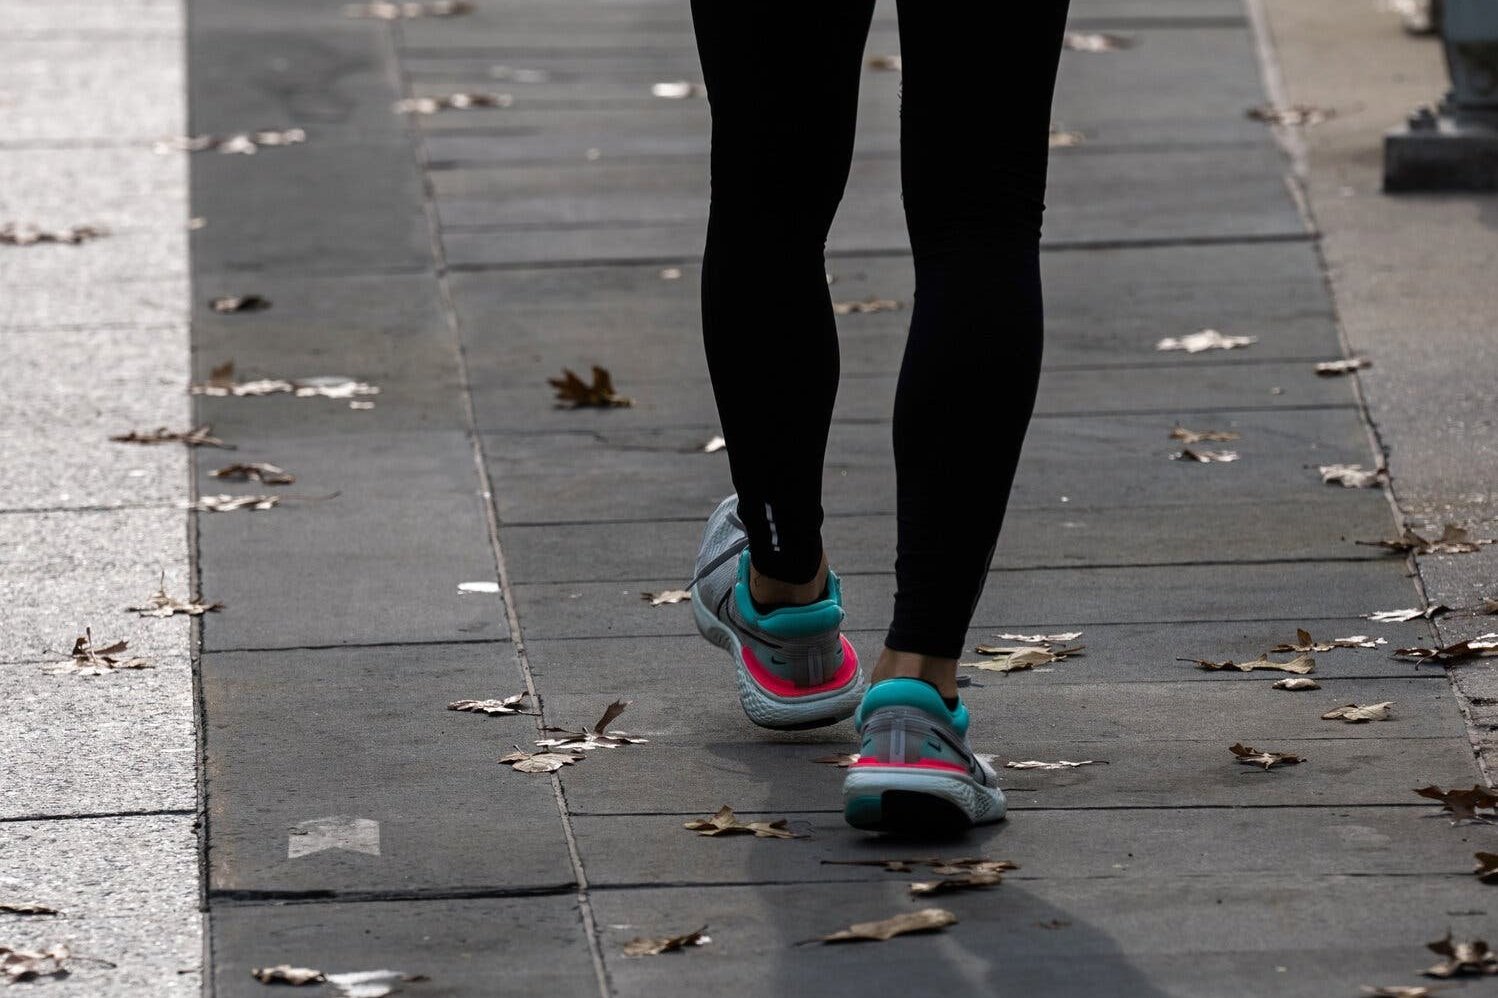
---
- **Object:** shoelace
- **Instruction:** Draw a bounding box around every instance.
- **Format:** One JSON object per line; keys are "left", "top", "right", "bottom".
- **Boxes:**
{"left": 686, "top": 509, "right": 750, "bottom": 590}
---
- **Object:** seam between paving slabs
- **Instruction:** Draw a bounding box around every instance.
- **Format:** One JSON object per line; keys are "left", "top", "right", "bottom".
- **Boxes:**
{"left": 1240, "top": 0, "right": 1493, "bottom": 786}
{"left": 384, "top": 19, "right": 615, "bottom": 998}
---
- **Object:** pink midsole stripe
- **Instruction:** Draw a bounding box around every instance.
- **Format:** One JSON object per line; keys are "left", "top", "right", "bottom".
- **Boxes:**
{"left": 740, "top": 636, "right": 859, "bottom": 698}
{"left": 849, "top": 759, "right": 970, "bottom": 774}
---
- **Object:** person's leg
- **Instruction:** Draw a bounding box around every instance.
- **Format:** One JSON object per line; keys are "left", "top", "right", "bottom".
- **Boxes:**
{"left": 686, "top": 0, "right": 876, "bottom": 731}
{"left": 879, "top": 0, "right": 1072, "bottom": 689}
{"left": 691, "top": 0, "right": 876, "bottom": 598}
{"left": 843, "top": 1, "right": 1070, "bottom": 832}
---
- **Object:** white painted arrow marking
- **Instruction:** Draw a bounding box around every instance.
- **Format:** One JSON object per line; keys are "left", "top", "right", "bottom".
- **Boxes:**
{"left": 287, "top": 816, "right": 380, "bottom": 858}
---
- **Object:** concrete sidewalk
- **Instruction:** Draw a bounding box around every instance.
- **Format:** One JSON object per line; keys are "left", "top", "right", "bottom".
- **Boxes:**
{"left": 173, "top": 0, "right": 1491, "bottom": 995}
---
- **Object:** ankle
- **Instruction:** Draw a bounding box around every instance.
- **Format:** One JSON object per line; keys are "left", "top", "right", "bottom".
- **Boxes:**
{"left": 872, "top": 647, "right": 960, "bottom": 700}
{"left": 749, "top": 553, "right": 828, "bottom": 608}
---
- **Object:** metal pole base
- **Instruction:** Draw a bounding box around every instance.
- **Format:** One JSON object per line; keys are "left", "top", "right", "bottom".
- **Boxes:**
{"left": 1385, "top": 107, "right": 1498, "bottom": 191}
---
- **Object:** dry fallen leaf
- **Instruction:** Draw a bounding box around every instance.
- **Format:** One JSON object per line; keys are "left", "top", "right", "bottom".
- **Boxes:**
{"left": 394, "top": 93, "right": 512, "bottom": 114}
{"left": 193, "top": 494, "right": 282, "bottom": 512}
{"left": 325, "top": 970, "right": 427, "bottom": 997}
{"left": 1229, "top": 742, "right": 1303, "bottom": 770}
{"left": 50, "top": 628, "right": 153, "bottom": 675}
{"left": 1271, "top": 629, "right": 1387, "bottom": 653}
{"left": 1425, "top": 931, "right": 1498, "bottom": 978}
{"left": 0, "top": 903, "right": 58, "bottom": 916}
{"left": 909, "top": 870, "right": 1005, "bottom": 896}
{"left": 1155, "top": 329, "right": 1257, "bottom": 352}
{"left": 963, "top": 645, "right": 1083, "bottom": 673}
{"left": 622, "top": 926, "right": 710, "bottom": 957}
{"left": 702, "top": 435, "right": 726, "bottom": 454}
{"left": 448, "top": 693, "right": 535, "bottom": 715}
{"left": 1184, "top": 654, "right": 1314, "bottom": 675}
{"left": 1361, "top": 524, "right": 1493, "bottom": 556}
{"left": 1169, "top": 426, "right": 1240, "bottom": 444}
{"left": 127, "top": 575, "right": 223, "bottom": 618}
{"left": 820, "top": 857, "right": 1016, "bottom": 876}
{"left": 651, "top": 81, "right": 706, "bottom": 99}
{"left": 191, "top": 363, "right": 380, "bottom": 400}
{"left": 658, "top": 267, "right": 683, "bottom": 280}
{"left": 812, "top": 753, "right": 859, "bottom": 767}
{"left": 1321, "top": 701, "right": 1394, "bottom": 723}
{"left": 994, "top": 632, "right": 1082, "bottom": 644}
{"left": 832, "top": 298, "right": 903, "bottom": 316}
{"left": 156, "top": 130, "right": 305, "bottom": 155}
{"left": 814, "top": 908, "right": 957, "bottom": 945}
{"left": 344, "top": 0, "right": 473, "bottom": 17}
{"left": 211, "top": 462, "right": 295, "bottom": 485}
{"left": 683, "top": 805, "right": 800, "bottom": 839}
{"left": 499, "top": 745, "right": 583, "bottom": 773}
{"left": 1320, "top": 464, "right": 1389, "bottom": 488}
{"left": 1394, "top": 635, "right": 1498, "bottom": 664}
{"left": 0, "top": 944, "right": 71, "bottom": 983}
{"left": 641, "top": 590, "right": 691, "bottom": 606}
{"left": 1004, "top": 759, "right": 1107, "bottom": 770}
{"left": 1414, "top": 785, "right": 1498, "bottom": 822}
{"left": 1272, "top": 677, "right": 1322, "bottom": 690}
{"left": 210, "top": 294, "right": 271, "bottom": 313}
{"left": 1475, "top": 852, "right": 1498, "bottom": 883}
{"left": 1048, "top": 128, "right": 1085, "bottom": 148}
{"left": 111, "top": 425, "right": 230, "bottom": 448}
{"left": 1247, "top": 103, "right": 1335, "bottom": 127}
{"left": 1361, "top": 988, "right": 1438, "bottom": 998}
{"left": 1315, "top": 356, "right": 1371, "bottom": 375}
{"left": 548, "top": 366, "right": 633, "bottom": 408}
{"left": 1171, "top": 447, "right": 1240, "bottom": 463}
{"left": 1063, "top": 31, "right": 1135, "bottom": 51}
{"left": 0, "top": 223, "right": 106, "bottom": 246}
{"left": 251, "top": 964, "right": 326, "bottom": 985}
{"left": 867, "top": 54, "right": 902, "bottom": 71}
{"left": 537, "top": 699, "right": 648, "bottom": 750}
{"left": 1367, "top": 606, "right": 1449, "bottom": 623}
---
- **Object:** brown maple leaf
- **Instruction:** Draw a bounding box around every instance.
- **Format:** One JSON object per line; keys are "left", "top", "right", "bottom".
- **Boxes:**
{"left": 548, "top": 366, "right": 633, "bottom": 408}
{"left": 499, "top": 745, "right": 583, "bottom": 773}
{"left": 1229, "top": 742, "right": 1303, "bottom": 770}
{"left": 683, "top": 805, "right": 800, "bottom": 839}
{"left": 1394, "top": 636, "right": 1498, "bottom": 664}
{"left": 1414, "top": 785, "right": 1498, "bottom": 822}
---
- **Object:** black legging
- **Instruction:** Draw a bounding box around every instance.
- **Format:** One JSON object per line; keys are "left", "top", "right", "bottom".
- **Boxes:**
{"left": 693, "top": 1, "right": 1070, "bottom": 660}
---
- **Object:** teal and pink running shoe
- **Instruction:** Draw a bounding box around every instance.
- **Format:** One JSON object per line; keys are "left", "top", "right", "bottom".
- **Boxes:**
{"left": 842, "top": 677, "right": 1006, "bottom": 832}
{"left": 689, "top": 495, "right": 865, "bottom": 730}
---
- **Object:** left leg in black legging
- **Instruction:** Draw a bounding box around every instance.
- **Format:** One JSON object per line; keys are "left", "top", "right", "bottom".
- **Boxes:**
{"left": 690, "top": 0, "right": 876, "bottom": 588}
{"left": 885, "top": 0, "right": 1071, "bottom": 662}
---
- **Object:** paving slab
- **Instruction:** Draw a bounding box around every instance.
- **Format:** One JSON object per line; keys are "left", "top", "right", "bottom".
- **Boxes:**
{"left": 523, "top": 618, "right": 1441, "bottom": 693}
{"left": 192, "top": 431, "right": 506, "bottom": 651}
{"left": 449, "top": 244, "right": 1343, "bottom": 382}
{"left": 590, "top": 878, "right": 1491, "bottom": 998}
{"left": 1, "top": 656, "right": 195, "bottom": 818}
{"left": 0, "top": 37, "right": 184, "bottom": 144}
{"left": 0, "top": 147, "right": 185, "bottom": 232}
{"left": 190, "top": 269, "right": 468, "bottom": 439}
{"left": 0, "top": 279, "right": 186, "bottom": 330}
{"left": 0, "top": 229, "right": 187, "bottom": 287}
{"left": 201, "top": 643, "right": 573, "bottom": 894}
{"left": 209, "top": 896, "right": 598, "bottom": 998}
{"left": 510, "top": 558, "right": 1421, "bottom": 641}
{"left": 434, "top": 145, "right": 1305, "bottom": 265}
{"left": 498, "top": 496, "right": 1395, "bottom": 584}
{"left": 573, "top": 805, "right": 1479, "bottom": 886}
{"left": 479, "top": 406, "right": 1383, "bottom": 524}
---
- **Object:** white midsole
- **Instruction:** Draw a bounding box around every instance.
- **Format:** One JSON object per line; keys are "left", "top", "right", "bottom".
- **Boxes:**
{"left": 842, "top": 766, "right": 1007, "bottom": 824}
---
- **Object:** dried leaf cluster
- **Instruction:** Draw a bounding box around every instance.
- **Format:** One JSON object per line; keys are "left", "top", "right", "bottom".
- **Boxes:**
{"left": 156, "top": 130, "right": 305, "bottom": 155}
{"left": 1366, "top": 606, "right": 1447, "bottom": 623}
{"left": 549, "top": 366, "right": 633, "bottom": 408}
{"left": 683, "top": 805, "right": 799, "bottom": 839}
{"left": 1246, "top": 104, "right": 1335, "bottom": 127}
{"left": 395, "top": 93, "right": 513, "bottom": 114}
{"left": 111, "top": 425, "right": 230, "bottom": 448}
{"left": 1155, "top": 329, "right": 1257, "bottom": 353}
{"left": 1271, "top": 629, "right": 1385, "bottom": 652}
{"left": 1, "top": 223, "right": 105, "bottom": 246}
{"left": 1004, "top": 759, "right": 1106, "bottom": 770}
{"left": 1063, "top": 32, "right": 1135, "bottom": 51}
{"left": 1425, "top": 931, "right": 1498, "bottom": 977}
{"left": 536, "top": 699, "right": 647, "bottom": 750}
{"left": 1315, "top": 356, "right": 1371, "bottom": 375}
{"left": 832, "top": 298, "right": 902, "bottom": 316}
{"left": 1361, "top": 524, "right": 1493, "bottom": 556}
{"left": 127, "top": 576, "right": 223, "bottom": 618}
{"left": 623, "top": 927, "right": 710, "bottom": 957}
{"left": 211, "top": 462, "right": 295, "bottom": 485}
{"left": 1, "top": 944, "right": 71, "bottom": 983}
{"left": 1170, "top": 447, "right": 1239, "bottom": 463}
{"left": 191, "top": 363, "right": 380, "bottom": 400}
{"left": 963, "top": 642, "right": 1084, "bottom": 673}
{"left": 192, "top": 494, "right": 281, "bottom": 512}
{"left": 448, "top": 693, "right": 535, "bottom": 715}
{"left": 343, "top": 1, "right": 472, "bottom": 17}
{"left": 51, "top": 629, "right": 152, "bottom": 675}
{"left": 1320, "top": 464, "right": 1388, "bottom": 488}
{"left": 1229, "top": 742, "right": 1303, "bottom": 770}
{"left": 1393, "top": 635, "right": 1498, "bottom": 664}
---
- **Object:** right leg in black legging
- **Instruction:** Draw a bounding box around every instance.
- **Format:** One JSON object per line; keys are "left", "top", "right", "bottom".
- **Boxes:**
{"left": 690, "top": 0, "right": 876, "bottom": 587}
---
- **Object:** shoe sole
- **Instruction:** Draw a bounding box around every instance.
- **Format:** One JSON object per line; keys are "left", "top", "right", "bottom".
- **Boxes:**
{"left": 842, "top": 766, "right": 1006, "bottom": 832}
{"left": 690, "top": 584, "right": 864, "bottom": 731}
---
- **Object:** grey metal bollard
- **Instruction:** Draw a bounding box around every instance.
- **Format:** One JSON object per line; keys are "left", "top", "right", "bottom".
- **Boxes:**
{"left": 1384, "top": 0, "right": 1498, "bottom": 190}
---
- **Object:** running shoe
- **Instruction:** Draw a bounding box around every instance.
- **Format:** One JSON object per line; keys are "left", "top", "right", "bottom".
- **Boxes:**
{"left": 689, "top": 495, "right": 864, "bottom": 730}
{"left": 843, "top": 677, "right": 1005, "bottom": 831}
